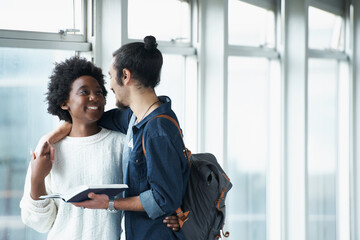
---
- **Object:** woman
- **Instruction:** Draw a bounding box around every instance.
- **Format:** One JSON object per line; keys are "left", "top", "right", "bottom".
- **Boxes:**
{"left": 20, "top": 56, "right": 126, "bottom": 239}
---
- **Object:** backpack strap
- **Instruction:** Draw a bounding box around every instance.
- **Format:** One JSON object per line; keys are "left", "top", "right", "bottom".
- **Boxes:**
{"left": 141, "top": 114, "right": 191, "bottom": 164}
{"left": 141, "top": 114, "right": 191, "bottom": 227}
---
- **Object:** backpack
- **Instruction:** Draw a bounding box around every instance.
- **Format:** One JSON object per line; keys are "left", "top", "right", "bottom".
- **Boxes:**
{"left": 142, "top": 114, "right": 233, "bottom": 240}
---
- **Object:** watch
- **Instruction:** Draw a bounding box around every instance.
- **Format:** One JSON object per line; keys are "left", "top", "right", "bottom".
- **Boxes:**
{"left": 107, "top": 197, "right": 118, "bottom": 213}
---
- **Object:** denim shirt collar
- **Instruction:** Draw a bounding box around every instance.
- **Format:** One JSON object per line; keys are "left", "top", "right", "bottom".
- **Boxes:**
{"left": 133, "top": 95, "right": 172, "bottom": 130}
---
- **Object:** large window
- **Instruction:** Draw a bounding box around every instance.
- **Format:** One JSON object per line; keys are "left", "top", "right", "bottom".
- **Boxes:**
{"left": 2, "top": 0, "right": 359, "bottom": 239}
{"left": 307, "top": 5, "right": 349, "bottom": 240}
{"left": 226, "top": 1, "right": 280, "bottom": 240}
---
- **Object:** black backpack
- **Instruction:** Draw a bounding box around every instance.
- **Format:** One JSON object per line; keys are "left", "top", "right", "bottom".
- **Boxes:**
{"left": 142, "top": 114, "right": 233, "bottom": 240}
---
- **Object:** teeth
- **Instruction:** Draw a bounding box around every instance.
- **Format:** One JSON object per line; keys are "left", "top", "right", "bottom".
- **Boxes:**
{"left": 88, "top": 106, "right": 99, "bottom": 110}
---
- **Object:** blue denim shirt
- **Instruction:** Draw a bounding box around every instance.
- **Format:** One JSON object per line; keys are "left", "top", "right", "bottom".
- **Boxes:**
{"left": 99, "top": 96, "right": 190, "bottom": 239}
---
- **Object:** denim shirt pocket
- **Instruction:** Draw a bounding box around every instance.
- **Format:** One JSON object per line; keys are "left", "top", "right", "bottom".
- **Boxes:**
{"left": 129, "top": 149, "right": 147, "bottom": 184}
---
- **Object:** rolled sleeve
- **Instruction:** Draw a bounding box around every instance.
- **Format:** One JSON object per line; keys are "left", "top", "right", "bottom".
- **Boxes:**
{"left": 139, "top": 190, "right": 165, "bottom": 219}
{"left": 142, "top": 133, "right": 188, "bottom": 219}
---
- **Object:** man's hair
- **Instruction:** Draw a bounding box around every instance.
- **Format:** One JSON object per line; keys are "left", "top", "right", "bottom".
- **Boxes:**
{"left": 112, "top": 35, "right": 163, "bottom": 88}
{"left": 46, "top": 56, "right": 107, "bottom": 123}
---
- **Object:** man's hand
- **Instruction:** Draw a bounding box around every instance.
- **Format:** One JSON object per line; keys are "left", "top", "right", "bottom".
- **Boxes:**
{"left": 72, "top": 193, "right": 109, "bottom": 210}
{"left": 34, "top": 122, "right": 72, "bottom": 160}
{"left": 163, "top": 215, "right": 180, "bottom": 231}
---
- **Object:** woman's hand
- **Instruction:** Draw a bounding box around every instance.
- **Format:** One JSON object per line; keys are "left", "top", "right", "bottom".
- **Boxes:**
{"left": 30, "top": 141, "right": 55, "bottom": 199}
{"left": 163, "top": 215, "right": 180, "bottom": 231}
{"left": 31, "top": 141, "right": 54, "bottom": 181}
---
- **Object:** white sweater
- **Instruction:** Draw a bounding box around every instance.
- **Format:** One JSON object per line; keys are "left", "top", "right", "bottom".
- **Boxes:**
{"left": 20, "top": 128, "right": 125, "bottom": 240}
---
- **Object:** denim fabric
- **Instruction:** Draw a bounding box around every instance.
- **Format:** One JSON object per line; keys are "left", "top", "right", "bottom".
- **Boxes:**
{"left": 99, "top": 96, "right": 190, "bottom": 240}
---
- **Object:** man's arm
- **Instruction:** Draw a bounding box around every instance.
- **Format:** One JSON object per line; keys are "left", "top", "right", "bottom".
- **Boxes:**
{"left": 73, "top": 193, "right": 143, "bottom": 211}
{"left": 97, "top": 108, "right": 132, "bottom": 134}
{"left": 72, "top": 193, "right": 180, "bottom": 231}
{"left": 34, "top": 122, "right": 71, "bottom": 159}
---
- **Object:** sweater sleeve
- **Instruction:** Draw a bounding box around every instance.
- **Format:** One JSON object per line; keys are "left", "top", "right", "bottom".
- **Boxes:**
{"left": 19, "top": 163, "right": 58, "bottom": 233}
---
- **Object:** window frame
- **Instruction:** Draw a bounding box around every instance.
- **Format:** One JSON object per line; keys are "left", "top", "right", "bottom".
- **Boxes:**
{"left": 306, "top": 3, "right": 351, "bottom": 240}
{"left": 225, "top": 1, "right": 281, "bottom": 240}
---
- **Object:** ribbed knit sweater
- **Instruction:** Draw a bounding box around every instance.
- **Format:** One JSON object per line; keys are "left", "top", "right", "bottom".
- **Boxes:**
{"left": 20, "top": 128, "right": 125, "bottom": 240}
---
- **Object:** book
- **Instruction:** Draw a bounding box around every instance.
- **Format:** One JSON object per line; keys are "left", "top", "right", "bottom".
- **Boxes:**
{"left": 39, "top": 184, "right": 128, "bottom": 202}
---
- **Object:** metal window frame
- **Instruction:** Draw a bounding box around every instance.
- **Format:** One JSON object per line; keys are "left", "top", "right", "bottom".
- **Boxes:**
{"left": 308, "top": 49, "right": 348, "bottom": 60}
{"left": 306, "top": 1, "right": 351, "bottom": 240}
{"left": 308, "top": 0, "right": 345, "bottom": 16}
{"left": 239, "top": 0, "right": 276, "bottom": 11}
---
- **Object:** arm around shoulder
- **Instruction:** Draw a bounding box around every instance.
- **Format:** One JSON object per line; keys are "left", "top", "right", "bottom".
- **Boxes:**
{"left": 34, "top": 122, "right": 71, "bottom": 157}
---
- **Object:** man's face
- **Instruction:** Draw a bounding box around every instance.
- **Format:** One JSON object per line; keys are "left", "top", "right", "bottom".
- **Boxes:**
{"left": 109, "top": 61, "right": 128, "bottom": 109}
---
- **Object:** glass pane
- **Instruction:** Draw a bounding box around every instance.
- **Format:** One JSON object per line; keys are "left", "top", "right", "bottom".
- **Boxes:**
{"left": 228, "top": 0, "right": 275, "bottom": 47}
{"left": 128, "top": 0, "right": 191, "bottom": 42}
{"left": 156, "top": 54, "right": 185, "bottom": 125}
{"left": 227, "top": 57, "right": 269, "bottom": 240}
{"left": 307, "top": 59, "right": 338, "bottom": 240}
{"left": 308, "top": 7, "right": 344, "bottom": 51}
{"left": 0, "top": 0, "right": 82, "bottom": 33}
{"left": 0, "top": 47, "right": 75, "bottom": 240}
{"left": 156, "top": 54, "right": 198, "bottom": 151}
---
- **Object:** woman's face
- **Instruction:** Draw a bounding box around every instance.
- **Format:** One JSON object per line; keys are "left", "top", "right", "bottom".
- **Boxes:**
{"left": 62, "top": 75, "right": 105, "bottom": 125}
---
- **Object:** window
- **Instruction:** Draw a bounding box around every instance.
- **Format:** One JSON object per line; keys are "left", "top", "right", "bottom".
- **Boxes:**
{"left": 228, "top": 0, "right": 275, "bottom": 47}
{"left": 0, "top": 0, "right": 83, "bottom": 34}
{"left": 308, "top": 7, "right": 344, "bottom": 51}
{"left": 227, "top": 57, "right": 269, "bottom": 239}
{"left": 307, "top": 58, "right": 350, "bottom": 240}
{"left": 307, "top": 5, "right": 350, "bottom": 240}
{"left": 307, "top": 59, "right": 338, "bottom": 240}
{"left": 226, "top": 1, "right": 280, "bottom": 240}
{"left": 128, "top": 0, "right": 191, "bottom": 43}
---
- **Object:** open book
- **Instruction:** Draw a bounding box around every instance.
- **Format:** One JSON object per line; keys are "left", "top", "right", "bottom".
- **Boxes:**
{"left": 39, "top": 184, "right": 128, "bottom": 202}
